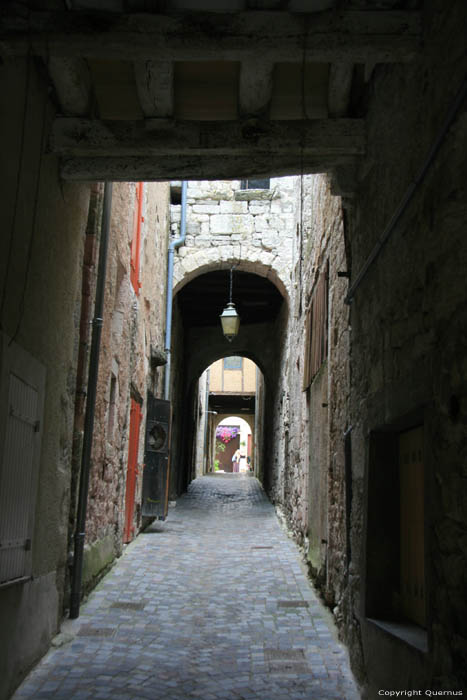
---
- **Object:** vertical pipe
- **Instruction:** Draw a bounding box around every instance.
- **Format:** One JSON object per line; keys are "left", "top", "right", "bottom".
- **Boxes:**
{"left": 164, "top": 181, "right": 187, "bottom": 400}
{"left": 69, "top": 182, "right": 113, "bottom": 619}
{"left": 203, "top": 369, "right": 211, "bottom": 473}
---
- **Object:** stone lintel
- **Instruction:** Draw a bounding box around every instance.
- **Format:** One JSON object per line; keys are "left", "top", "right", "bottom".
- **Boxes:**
{"left": 2, "top": 11, "right": 421, "bottom": 63}
{"left": 51, "top": 118, "right": 366, "bottom": 157}
{"left": 60, "top": 154, "right": 358, "bottom": 181}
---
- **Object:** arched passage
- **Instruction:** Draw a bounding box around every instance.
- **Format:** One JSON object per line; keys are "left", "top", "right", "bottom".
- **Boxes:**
{"left": 167, "top": 267, "right": 289, "bottom": 497}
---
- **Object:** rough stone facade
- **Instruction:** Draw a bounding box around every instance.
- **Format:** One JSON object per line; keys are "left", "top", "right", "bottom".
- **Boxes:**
{"left": 266, "top": 174, "right": 350, "bottom": 611}
{"left": 172, "top": 179, "right": 294, "bottom": 297}
{"left": 70, "top": 182, "right": 170, "bottom": 594}
{"left": 343, "top": 3, "right": 467, "bottom": 694}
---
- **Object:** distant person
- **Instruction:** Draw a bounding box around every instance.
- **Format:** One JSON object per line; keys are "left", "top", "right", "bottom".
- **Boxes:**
{"left": 232, "top": 448, "right": 241, "bottom": 473}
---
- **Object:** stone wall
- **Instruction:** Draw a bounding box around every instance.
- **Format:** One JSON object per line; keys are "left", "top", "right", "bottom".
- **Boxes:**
{"left": 266, "top": 175, "right": 350, "bottom": 606}
{"left": 172, "top": 179, "right": 294, "bottom": 297}
{"left": 344, "top": 1, "right": 467, "bottom": 694}
{"left": 71, "top": 181, "right": 170, "bottom": 593}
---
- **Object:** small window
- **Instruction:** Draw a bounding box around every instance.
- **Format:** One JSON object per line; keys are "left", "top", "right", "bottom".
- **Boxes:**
{"left": 224, "top": 356, "right": 243, "bottom": 370}
{"left": 365, "top": 422, "right": 427, "bottom": 649}
{"left": 240, "top": 179, "right": 270, "bottom": 190}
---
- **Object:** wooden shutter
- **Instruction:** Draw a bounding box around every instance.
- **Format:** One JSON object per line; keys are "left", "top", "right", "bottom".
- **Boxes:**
{"left": 0, "top": 335, "right": 45, "bottom": 585}
{"left": 399, "top": 426, "right": 425, "bottom": 627}
{"left": 302, "top": 265, "right": 328, "bottom": 391}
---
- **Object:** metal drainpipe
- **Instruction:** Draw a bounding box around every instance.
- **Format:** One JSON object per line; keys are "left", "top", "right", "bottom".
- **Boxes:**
{"left": 70, "top": 182, "right": 113, "bottom": 620}
{"left": 203, "top": 369, "right": 211, "bottom": 473}
{"left": 164, "top": 181, "right": 187, "bottom": 401}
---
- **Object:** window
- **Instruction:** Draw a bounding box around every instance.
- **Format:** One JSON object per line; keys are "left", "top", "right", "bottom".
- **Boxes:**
{"left": 0, "top": 335, "right": 45, "bottom": 587}
{"left": 399, "top": 426, "right": 425, "bottom": 627}
{"left": 224, "top": 356, "right": 243, "bottom": 370}
{"left": 365, "top": 422, "right": 427, "bottom": 648}
{"left": 240, "top": 178, "right": 270, "bottom": 190}
{"left": 130, "top": 182, "right": 143, "bottom": 295}
{"left": 302, "top": 265, "right": 328, "bottom": 390}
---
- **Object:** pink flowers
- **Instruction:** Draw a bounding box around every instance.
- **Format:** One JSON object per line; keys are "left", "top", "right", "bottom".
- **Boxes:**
{"left": 215, "top": 426, "right": 239, "bottom": 443}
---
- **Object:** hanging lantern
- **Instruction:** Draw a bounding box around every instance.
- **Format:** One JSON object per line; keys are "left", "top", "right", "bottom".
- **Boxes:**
{"left": 220, "top": 268, "right": 240, "bottom": 342}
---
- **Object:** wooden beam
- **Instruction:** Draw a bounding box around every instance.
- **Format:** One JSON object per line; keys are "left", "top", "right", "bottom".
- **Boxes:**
{"left": 1, "top": 10, "right": 421, "bottom": 63}
{"left": 328, "top": 63, "right": 353, "bottom": 118}
{"left": 51, "top": 117, "right": 365, "bottom": 157}
{"left": 239, "top": 60, "right": 274, "bottom": 117}
{"left": 48, "top": 57, "right": 92, "bottom": 116}
{"left": 134, "top": 60, "right": 173, "bottom": 117}
{"left": 60, "top": 154, "right": 359, "bottom": 181}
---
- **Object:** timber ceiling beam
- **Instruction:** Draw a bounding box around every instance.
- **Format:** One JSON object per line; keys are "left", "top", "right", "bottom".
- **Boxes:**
{"left": 134, "top": 60, "right": 174, "bottom": 118}
{"left": 51, "top": 117, "right": 365, "bottom": 157}
{"left": 48, "top": 57, "right": 92, "bottom": 116}
{"left": 1, "top": 10, "right": 421, "bottom": 63}
{"left": 59, "top": 154, "right": 359, "bottom": 181}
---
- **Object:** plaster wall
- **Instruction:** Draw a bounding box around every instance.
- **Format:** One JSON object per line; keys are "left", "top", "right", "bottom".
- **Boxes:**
{"left": 0, "top": 57, "right": 90, "bottom": 699}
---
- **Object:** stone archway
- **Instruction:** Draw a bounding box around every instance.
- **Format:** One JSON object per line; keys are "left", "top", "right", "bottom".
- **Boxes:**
{"left": 173, "top": 247, "right": 290, "bottom": 302}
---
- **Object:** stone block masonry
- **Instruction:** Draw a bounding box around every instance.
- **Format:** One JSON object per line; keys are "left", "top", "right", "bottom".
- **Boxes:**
{"left": 172, "top": 178, "right": 297, "bottom": 297}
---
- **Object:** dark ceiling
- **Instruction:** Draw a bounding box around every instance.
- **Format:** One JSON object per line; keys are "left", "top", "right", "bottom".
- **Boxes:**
{"left": 176, "top": 269, "right": 284, "bottom": 328}
{"left": 209, "top": 393, "right": 255, "bottom": 414}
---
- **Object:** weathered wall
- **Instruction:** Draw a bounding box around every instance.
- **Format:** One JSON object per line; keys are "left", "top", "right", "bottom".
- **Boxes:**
{"left": 267, "top": 174, "right": 350, "bottom": 597}
{"left": 70, "top": 181, "right": 170, "bottom": 593}
{"left": 0, "top": 57, "right": 90, "bottom": 699}
{"left": 172, "top": 179, "right": 294, "bottom": 297}
{"left": 345, "top": 1, "right": 467, "bottom": 694}
{"left": 209, "top": 357, "right": 257, "bottom": 393}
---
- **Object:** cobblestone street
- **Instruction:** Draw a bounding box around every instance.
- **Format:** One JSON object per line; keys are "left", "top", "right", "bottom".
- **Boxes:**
{"left": 13, "top": 475, "right": 360, "bottom": 700}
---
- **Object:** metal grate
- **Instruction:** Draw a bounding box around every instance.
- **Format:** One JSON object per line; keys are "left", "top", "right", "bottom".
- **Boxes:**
{"left": 265, "top": 649, "right": 305, "bottom": 661}
{"left": 110, "top": 601, "right": 146, "bottom": 611}
{"left": 277, "top": 600, "right": 309, "bottom": 608}
{"left": 78, "top": 626, "right": 115, "bottom": 637}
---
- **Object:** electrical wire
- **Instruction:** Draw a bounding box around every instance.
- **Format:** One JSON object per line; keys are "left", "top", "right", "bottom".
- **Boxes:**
{"left": 0, "top": 49, "right": 32, "bottom": 334}
{"left": 9, "top": 61, "right": 50, "bottom": 346}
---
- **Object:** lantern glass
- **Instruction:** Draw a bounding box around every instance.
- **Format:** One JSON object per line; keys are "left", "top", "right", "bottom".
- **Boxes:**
{"left": 220, "top": 302, "right": 240, "bottom": 341}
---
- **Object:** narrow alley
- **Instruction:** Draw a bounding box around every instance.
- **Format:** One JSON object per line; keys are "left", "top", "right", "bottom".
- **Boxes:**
{"left": 12, "top": 475, "right": 359, "bottom": 700}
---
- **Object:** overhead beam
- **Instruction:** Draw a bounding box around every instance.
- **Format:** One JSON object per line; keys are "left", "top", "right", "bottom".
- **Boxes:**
{"left": 239, "top": 61, "right": 274, "bottom": 117}
{"left": 51, "top": 118, "right": 365, "bottom": 157}
{"left": 328, "top": 63, "right": 354, "bottom": 118}
{"left": 134, "top": 60, "right": 174, "bottom": 118}
{"left": 48, "top": 57, "right": 92, "bottom": 116}
{"left": 60, "top": 154, "right": 359, "bottom": 181}
{"left": 1, "top": 10, "right": 421, "bottom": 63}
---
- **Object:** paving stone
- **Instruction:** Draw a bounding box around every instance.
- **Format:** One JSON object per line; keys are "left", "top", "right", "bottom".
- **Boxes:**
{"left": 12, "top": 475, "right": 360, "bottom": 700}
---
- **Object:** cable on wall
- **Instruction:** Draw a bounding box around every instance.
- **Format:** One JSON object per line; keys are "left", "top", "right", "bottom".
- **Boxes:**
{"left": 0, "top": 48, "right": 32, "bottom": 334}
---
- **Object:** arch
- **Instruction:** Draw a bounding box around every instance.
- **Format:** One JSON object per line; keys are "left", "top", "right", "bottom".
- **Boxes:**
{"left": 173, "top": 246, "right": 290, "bottom": 301}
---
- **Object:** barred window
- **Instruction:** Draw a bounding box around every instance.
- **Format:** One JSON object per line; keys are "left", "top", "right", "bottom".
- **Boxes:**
{"left": 240, "top": 179, "right": 270, "bottom": 190}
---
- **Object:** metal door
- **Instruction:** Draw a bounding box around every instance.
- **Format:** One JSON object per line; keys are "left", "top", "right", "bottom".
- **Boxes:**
{"left": 142, "top": 395, "right": 171, "bottom": 519}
